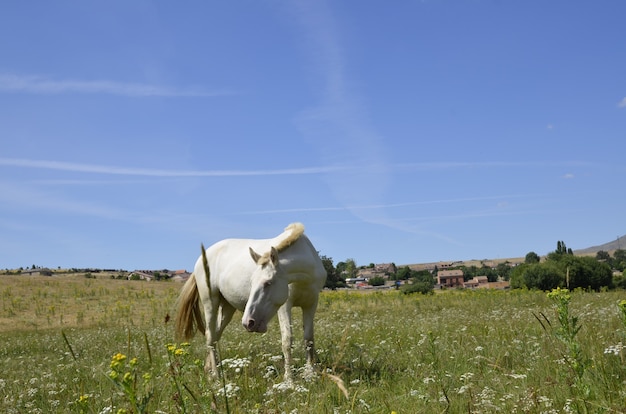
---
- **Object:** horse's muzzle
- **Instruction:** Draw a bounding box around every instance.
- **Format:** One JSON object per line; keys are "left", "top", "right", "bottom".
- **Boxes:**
{"left": 242, "top": 317, "right": 267, "bottom": 333}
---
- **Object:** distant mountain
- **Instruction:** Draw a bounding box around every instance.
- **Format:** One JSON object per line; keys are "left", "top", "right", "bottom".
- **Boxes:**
{"left": 574, "top": 235, "right": 626, "bottom": 255}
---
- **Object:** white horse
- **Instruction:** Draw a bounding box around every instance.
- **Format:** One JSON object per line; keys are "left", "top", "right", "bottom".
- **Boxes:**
{"left": 175, "top": 223, "right": 327, "bottom": 382}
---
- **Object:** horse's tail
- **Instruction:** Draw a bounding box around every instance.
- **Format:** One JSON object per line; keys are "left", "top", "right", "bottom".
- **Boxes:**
{"left": 174, "top": 273, "right": 206, "bottom": 340}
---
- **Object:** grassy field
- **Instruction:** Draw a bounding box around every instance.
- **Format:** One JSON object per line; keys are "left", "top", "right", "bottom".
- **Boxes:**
{"left": 1, "top": 274, "right": 625, "bottom": 413}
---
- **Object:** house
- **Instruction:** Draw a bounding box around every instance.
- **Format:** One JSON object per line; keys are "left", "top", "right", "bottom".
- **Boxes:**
{"left": 21, "top": 268, "right": 53, "bottom": 276}
{"left": 374, "top": 263, "right": 396, "bottom": 274}
{"left": 437, "top": 269, "right": 464, "bottom": 288}
{"left": 128, "top": 271, "right": 155, "bottom": 281}
{"left": 171, "top": 270, "right": 191, "bottom": 282}
{"left": 464, "top": 276, "right": 489, "bottom": 289}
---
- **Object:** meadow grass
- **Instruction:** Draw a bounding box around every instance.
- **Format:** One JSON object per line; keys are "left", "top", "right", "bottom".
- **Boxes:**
{"left": 1, "top": 274, "right": 625, "bottom": 413}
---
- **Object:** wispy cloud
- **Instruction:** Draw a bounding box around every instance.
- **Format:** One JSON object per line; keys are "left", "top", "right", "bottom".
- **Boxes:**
{"left": 1, "top": 157, "right": 598, "bottom": 179}
{"left": 0, "top": 157, "right": 344, "bottom": 177}
{"left": 0, "top": 180, "right": 129, "bottom": 220}
{"left": 619, "top": 97, "right": 626, "bottom": 108}
{"left": 396, "top": 161, "right": 596, "bottom": 170}
{"left": 0, "top": 73, "right": 232, "bottom": 97}
{"left": 238, "top": 194, "right": 541, "bottom": 215}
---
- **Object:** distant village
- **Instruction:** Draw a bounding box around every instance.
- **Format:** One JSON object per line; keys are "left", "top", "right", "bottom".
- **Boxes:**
{"left": 7, "top": 260, "right": 514, "bottom": 290}
{"left": 346, "top": 261, "right": 512, "bottom": 290}
{"left": 12, "top": 267, "right": 192, "bottom": 282}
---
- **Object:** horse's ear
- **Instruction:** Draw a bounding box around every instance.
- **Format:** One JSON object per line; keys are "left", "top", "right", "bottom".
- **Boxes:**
{"left": 270, "top": 246, "right": 279, "bottom": 266}
{"left": 249, "top": 247, "right": 262, "bottom": 264}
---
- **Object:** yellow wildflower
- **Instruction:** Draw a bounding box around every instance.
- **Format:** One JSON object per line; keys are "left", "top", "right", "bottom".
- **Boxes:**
{"left": 123, "top": 372, "right": 132, "bottom": 383}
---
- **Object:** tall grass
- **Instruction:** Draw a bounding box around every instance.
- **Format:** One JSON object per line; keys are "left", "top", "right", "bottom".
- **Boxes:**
{"left": 1, "top": 274, "right": 625, "bottom": 413}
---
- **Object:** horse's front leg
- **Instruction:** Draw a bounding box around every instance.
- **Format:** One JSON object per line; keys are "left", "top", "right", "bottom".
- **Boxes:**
{"left": 277, "top": 303, "right": 293, "bottom": 383}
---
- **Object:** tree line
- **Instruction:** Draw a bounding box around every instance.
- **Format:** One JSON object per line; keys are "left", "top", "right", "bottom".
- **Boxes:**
{"left": 320, "top": 240, "right": 625, "bottom": 294}
{"left": 511, "top": 241, "right": 623, "bottom": 290}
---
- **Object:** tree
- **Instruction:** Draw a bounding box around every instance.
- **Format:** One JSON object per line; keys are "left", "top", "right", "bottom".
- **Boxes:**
{"left": 401, "top": 268, "right": 435, "bottom": 295}
{"left": 368, "top": 276, "right": 385, "bottom": 287}
{"left": 320, "top": 254, "right": 345, "bottom": 290}
{"left": 477, "top": 265, "right": 498, "bottom": 282}
{"left": 596, "top": 250, "right": 611, "bottom": 262}
{"left": 345, "top": 259, "right": 357, "bottom": 279}
{"left": 613, "top": 249, "right": 626, "bottom": 271}
{"left": 512, "top": 245, "right": 614, "bottom": 291}
{"left": 560, "top": 255, "right": 612, "bottom": 291}
{"left": 496, "top": 262, "right": 512, "bottom": 281}
{"left": 548, "top": 241, "right": 573, "bottom": 262}
{"left": 462, "top": 265, "right": 478, "bottom": 280}
{"left": 525, "top": 252, "right": 540, "bottom": 264}
{"left": 335, "top": 261, "right": 346, "bottom": 276}
{"left": 509, "top": 262, "right": 563, "bottom": 290}
{"left": 395, "top": 266, "right": 413, "bottom": 280}
{"left": 336, "top": 259, "right": 357, "bottom": 280}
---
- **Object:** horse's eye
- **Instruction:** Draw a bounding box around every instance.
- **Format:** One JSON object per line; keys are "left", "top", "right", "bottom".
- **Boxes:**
{"left": 264, "top": 281, "right": 272, "bottom": 288}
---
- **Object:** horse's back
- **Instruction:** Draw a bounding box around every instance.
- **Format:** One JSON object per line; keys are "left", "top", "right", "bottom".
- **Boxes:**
{"left": 281, "top": 235, "right": 327, "bottom": 298}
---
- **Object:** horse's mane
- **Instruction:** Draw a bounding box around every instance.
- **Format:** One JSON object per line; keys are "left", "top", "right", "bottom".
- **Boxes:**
{"left": 257, "top": 222, "right": 305, "bottom": 265}
{"left": 276, "top": 222, "right": 305, "bottom": 252}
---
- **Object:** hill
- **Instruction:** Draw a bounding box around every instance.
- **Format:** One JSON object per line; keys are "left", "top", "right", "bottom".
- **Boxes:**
{"left": 402, "top": 234, "right": 625, "bottom": 270}
{"left": 574, "top": 234, "right": 626, "bottom": 255}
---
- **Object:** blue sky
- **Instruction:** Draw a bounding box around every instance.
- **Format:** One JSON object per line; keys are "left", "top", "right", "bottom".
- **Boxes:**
{"left": 1, "top": 1, "right": 625, "bottom": 271}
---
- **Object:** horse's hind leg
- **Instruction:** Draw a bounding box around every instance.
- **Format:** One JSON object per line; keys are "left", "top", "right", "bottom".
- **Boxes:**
{"left": 202, "top": 298, "right": 235, "bottom": 376}
{"left": 302, "top": 302, "right": 318, "bottom": 376}
{"left": 216, "top": 299, "right": 236, "bottom": 340}
{"left": 203, "top": 298, "right": 220, "bottom": 375}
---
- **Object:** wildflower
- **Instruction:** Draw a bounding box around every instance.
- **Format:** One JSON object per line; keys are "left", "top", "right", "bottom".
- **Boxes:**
{"left": 604, "top": 343, "right": 625, "bottom": 356}
{"left": 123, "top": 372, "right": 133, "bottom": 384}
{"left": 460, "top": 372, "right": 474, "bottom": 382}
{"left": 457, "top": 384, "right": 471, "bottom": 394}
{"left": 112, "top": 353, "right": 126, "bottom": 362}
{"left": 78, "top": 394, "right": 89, "bottom": 403}
{"left": 547, "top": 287, "right": 571, "bottom": 303}
{"left": 216, "top": 383, "right": 241, "bottom": 398}
{"left": 221, "top": 357, "right": 251, "bottom": 371}
{"left": 110, "top": 353, "right": 127, "bottom": 369}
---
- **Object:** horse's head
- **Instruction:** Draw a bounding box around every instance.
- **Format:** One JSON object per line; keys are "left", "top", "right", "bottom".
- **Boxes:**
{"left": 242, "top": 246, "right": 289, "bottom": 333}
